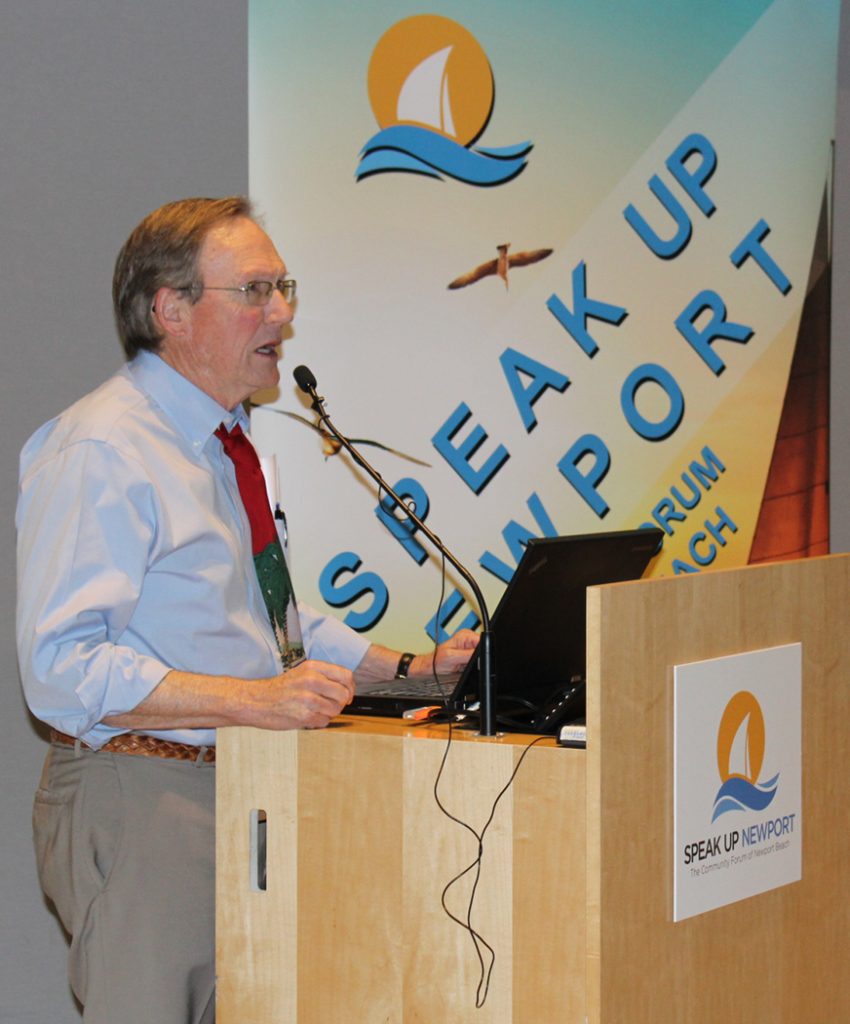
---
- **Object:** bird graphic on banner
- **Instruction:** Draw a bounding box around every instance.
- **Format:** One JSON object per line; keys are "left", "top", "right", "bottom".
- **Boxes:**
{"left": 447, "top": 242, "right": 553, "bottom": 290}
{"left": 251, "top": 405, "right": 431, "bottom": 467}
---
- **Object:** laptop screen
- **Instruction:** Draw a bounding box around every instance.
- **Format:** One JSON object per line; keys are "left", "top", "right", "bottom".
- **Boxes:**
{"left": 457, "top": 527, "right": 663, "bottom": 726}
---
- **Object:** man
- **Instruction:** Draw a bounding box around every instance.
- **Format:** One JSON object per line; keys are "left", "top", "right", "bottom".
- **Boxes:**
{"left": 16, "top": 197, "right": 477, "bottom": 1024}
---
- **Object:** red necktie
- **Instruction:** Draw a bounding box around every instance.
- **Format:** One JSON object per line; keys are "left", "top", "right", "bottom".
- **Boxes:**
{"left": 216, "top": 423, "right": 304, "bottom": 668}
{"left": 216, "top": 423, "right": 277, "bottom": 554}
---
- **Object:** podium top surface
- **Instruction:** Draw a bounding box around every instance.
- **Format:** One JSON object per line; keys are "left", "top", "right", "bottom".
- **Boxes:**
{"left": 327, "top": 712, "right": 564, "bottom": 749}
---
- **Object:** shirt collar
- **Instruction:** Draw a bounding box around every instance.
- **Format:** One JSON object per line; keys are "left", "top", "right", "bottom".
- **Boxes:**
{"left": 127, "top": 351, "right": 250, "bottom": 453}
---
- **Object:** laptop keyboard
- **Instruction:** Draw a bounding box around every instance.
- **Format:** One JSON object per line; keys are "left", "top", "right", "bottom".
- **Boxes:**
{"left": 358, "top": 677, "right": 452, "bottom": 699}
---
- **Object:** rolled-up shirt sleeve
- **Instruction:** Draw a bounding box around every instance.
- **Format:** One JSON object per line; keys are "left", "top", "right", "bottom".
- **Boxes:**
{"left": 297, "top": 599, "right": 370, "bottom": 669}
{"left": 17, "top": 433, "right": 170, "bottom": 745}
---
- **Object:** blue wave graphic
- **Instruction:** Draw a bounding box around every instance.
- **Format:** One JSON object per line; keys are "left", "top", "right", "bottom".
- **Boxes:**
{"left": 711, "top": 772, "right": 780, "bottom": 822}
{"left": 356, "top": 125, "right": 533, "bottom": 185}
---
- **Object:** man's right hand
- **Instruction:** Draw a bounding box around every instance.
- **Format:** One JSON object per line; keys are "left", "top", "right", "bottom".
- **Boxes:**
{"left": 245, "top": 660, "right": 356, "bottom": 731}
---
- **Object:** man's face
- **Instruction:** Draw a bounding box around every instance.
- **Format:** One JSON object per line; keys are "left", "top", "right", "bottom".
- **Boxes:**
{"left": 158, "top": 216, "right": 294, "bottom": 410}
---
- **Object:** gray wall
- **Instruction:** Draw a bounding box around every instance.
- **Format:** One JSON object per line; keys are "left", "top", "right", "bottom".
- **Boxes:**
{"left": 1, "top": 3, "right": 848, "bottom": 1021}
{"left": 0, "top": 3, "right": 247, "bottom": 1020}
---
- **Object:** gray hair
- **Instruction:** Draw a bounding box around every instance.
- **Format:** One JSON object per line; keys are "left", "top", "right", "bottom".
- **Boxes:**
{"left": 112, "top": 196, "right": 254, "bottom": 359}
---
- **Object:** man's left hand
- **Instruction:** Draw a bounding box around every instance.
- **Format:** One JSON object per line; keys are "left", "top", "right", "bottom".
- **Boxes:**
{"left": 410, "top": 629, "right": 479, "bottom": 678}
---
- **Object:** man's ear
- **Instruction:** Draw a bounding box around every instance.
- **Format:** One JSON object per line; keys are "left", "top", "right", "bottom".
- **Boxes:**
{"left": 152, "top": 286, "right": 191, "bottom": 339}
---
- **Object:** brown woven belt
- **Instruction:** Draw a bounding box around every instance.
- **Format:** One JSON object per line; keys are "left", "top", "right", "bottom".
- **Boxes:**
{"left": 50, "top": 729, "right": 215, "bottom": 763}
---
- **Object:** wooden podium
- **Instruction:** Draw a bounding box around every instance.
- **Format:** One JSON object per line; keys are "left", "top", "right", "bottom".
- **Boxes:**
{"left": 216, "top": 555, "right": 850, "bottom": 1022}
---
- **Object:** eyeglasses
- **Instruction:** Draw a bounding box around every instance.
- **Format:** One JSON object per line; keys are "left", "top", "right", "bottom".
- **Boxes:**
{"left": 202, "top": 277, "right": 297, "bottom": 306}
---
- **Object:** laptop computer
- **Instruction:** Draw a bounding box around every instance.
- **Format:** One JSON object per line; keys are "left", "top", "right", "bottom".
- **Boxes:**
{"left": 345, "top": 527, "right": 663, "bottom": 732}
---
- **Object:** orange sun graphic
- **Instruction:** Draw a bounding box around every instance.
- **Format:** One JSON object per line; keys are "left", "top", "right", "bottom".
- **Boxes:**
{"left": 367, "top": 15, "right": 494, "bottom": 147}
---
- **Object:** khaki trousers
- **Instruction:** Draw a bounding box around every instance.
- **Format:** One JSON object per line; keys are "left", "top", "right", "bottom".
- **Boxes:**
{"left": 33, "top": 742, "right": 216, "bottom": 1024}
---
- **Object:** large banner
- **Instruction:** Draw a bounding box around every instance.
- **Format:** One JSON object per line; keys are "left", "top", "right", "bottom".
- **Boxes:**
{"left": 249, "top": 1, "right": 838, "bottom": 650}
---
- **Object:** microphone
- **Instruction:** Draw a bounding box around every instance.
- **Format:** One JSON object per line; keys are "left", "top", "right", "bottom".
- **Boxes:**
{"left": 293, "top": 364, "right": 496, "bottom": 736}
{"left": 292, "top": 364, "right": 317, "bottom": 394}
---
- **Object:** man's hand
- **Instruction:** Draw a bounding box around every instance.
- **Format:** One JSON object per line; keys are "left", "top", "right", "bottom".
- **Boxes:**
{"left": 243, "top": 660, "right": 356, "bottom": 730}
{"left": 422, "top": 629, "right": 479, "bottom": 677}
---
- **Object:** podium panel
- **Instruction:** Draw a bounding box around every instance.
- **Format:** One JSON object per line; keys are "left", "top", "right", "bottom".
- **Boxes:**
{"left": 217, "top": 721, "right": 586, "bottom": 1022}
{"left": 218, "top": 554, "right": 850, "bottom": 1022}
{"left": 587, "top": 554, "right": 850, "bottom": 1022}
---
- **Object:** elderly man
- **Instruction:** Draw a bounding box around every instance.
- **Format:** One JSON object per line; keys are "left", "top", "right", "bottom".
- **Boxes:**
{"left": 16, "top": 197, "right": 477, "bottom": 1024}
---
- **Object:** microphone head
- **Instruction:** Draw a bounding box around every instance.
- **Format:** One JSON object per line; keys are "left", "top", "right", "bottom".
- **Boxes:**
{"left": 293, "top": 364, "right": 317, "bottom": 394}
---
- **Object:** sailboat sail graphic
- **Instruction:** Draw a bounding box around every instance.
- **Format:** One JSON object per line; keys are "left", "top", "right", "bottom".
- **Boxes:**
{"left": 728, "top": 712, "right": 751, "bottom": 779}
{"left": 396, "top": 46, "right": 456, "bottom": 136}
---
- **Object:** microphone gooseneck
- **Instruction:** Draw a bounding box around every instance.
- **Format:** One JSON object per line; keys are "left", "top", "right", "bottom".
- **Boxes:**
{"left": 293, "top": 365, "right": 496, "bottom": 736}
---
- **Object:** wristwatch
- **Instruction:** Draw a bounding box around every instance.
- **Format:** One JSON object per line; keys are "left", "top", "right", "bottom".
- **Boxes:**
{"left": 394, "top": 652, "right": 415, "bottom": 679}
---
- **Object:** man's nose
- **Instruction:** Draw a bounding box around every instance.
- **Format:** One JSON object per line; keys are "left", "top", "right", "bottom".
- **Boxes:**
{"left": 266, "top": 289, "right": 294, "bottom": 324}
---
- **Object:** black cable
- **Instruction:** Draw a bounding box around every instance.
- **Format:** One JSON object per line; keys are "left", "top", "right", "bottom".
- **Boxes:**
{"left": 432, "top": 731, "right": 549, "bottom": 1006}
{"left": 423, "top": 552, "right": 551, "bottom": 1007}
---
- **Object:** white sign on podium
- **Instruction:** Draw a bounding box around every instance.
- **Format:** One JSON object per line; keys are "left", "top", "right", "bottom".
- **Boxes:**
{"left": 673, "top": 643, "right": 802, "bottom": 922}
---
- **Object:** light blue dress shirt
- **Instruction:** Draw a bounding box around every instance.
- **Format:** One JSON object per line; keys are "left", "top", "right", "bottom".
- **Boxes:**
{"left": 16, "top": 351, "right": 369, "bottom": 748}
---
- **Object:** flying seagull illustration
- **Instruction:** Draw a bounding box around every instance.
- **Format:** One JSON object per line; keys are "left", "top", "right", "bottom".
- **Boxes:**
{"left": 448, "top": 243, "right": 553, "bottom": 290}
{"left": 252, "top": 405, "right": 432, "bottom": 467}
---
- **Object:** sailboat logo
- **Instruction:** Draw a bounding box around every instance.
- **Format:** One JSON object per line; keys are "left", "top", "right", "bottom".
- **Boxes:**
{"left": 711, "top": 691, "right": 779, "bottom": 822}
{"left": 356, "top": 14, "right": 532, "bottom": 185}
